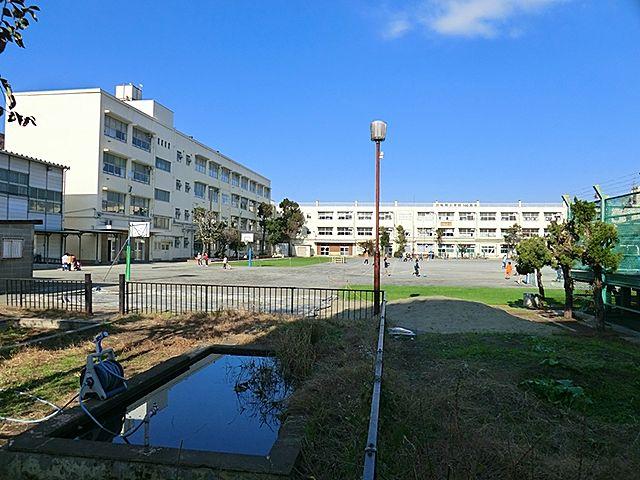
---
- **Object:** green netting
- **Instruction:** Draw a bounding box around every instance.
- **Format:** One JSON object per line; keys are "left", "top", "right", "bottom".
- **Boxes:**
{"left": 604, "top": 192, "right": 640, "bottom": 272}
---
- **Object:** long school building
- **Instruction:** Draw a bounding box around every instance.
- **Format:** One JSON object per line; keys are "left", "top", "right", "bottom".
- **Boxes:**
{"left": 5, "top": 84, "right": 271, "bottom": 263}
{"left": 298, "top": 201, "right": 567, "bottom": 258}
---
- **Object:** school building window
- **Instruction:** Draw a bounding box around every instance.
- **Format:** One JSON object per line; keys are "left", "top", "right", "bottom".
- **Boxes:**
{"left": 337, "top": 227, "right": 353, "bottom": 236}
{"left": 195, "top": 158, "right": 207, "bottom": 174}
{"left": 130, "top": 196, "right": 150, "bottom": 217}
{"left": 194, "top": 182, "right": 206, "bottom": 198}
{"left": 501, "top": 212, "right": 517, "bottom": 222}
{"left": 132, "top": 127, "right": 151, "bottom": 152}
{"left": 459, "top": 212, "right": 475, "bottom": 221}
{"left": 153, "top": 216, "right": 171, "bottom": 230}
{"left": 480, "top": 212, "right": 496, "bottom": 221}
{"left": 318, "top": 211, "right": 333, "bottom": 220}
{"left": 2, "top": 238, "right": 23, "bottom": 258}
{"left": 480, "top": 228, "right": 497, "bottom": 237}
{"left": 101, "top": 191, "right": 125, "bottom": 214}
{"left": 104, "top": 115, "right": 127, "bottom": 142}
{"left": 103, "top": 152, "right": 126, "bottom": 177}
{"left": 154, "top": 188, "right": 170, "bottom": 202}
{"left": 357, "top": 227, "right": 373, "bottom": 236}
{"left": 337, "top": 211, "right": 353, "bottom": 220}
{"left": 155, "top": 157, "right": 171, "bottom": 173}
{"left": 357, "top": 211, "right": 372, "bottom": 220}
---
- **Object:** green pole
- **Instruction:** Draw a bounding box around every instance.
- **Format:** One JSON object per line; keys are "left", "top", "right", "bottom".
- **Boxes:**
{"left": 125, "top": 237, "right": 131, "bottom": 281}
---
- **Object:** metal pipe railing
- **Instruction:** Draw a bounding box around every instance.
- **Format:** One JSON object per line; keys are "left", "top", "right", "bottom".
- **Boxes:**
{"left": 363, "top": 296, "right": 386, "bottom": 479}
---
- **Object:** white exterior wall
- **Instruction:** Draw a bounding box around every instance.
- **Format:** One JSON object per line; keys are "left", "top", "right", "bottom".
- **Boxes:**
{"left": 5, "top": 87, "right": 271, "bottom": 263}
{"left": 298, "top": 201, "right": 567, "bottom": 258}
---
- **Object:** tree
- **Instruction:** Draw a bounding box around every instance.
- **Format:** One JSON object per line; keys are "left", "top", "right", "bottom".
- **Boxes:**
{"left": 572, "top": 200, "right": 621, "bottom": 331}
{"left": 394, "top": 225, "right": 407, "bottom": 257}
{"left": 503, "top": 224, "right": 522, "bottom": 258}
{"left": 457, "top": 244, "right": 468, "bottom": 258}
{"left": 266, "top": 216, "right": 286, "bottom": 248}
{"left": 0, "top": 1, "right": 40, "bottom": 126}
{"left": 515, "top": 236, "right": 553, "bottom": 298}
{"left": 224, "top": 226, "right": 243, "bottom": 258}
{"left": 358, "top": 239, "right": 374, "bottom": 256}
{"left": 379, "top": 227, "right": 390, "bottom": 255}
{"left": 192, "top": 207, "right": 218, "bottom": 255}
{"left": 546, "top": 219, "right": 582, "bottom": 319}
{"left": 435, "top": 228, "right": 444, "bottom": 256}
{"left": 257, "top": 202, "right": 274, "bottom": 255}
{"left": 277, "top": 199, "right": 305, "bottom": 256}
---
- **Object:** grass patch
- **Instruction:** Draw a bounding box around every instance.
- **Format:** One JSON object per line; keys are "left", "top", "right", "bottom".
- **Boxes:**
{"left": 230, "top": 256, "right": 332, "bottom": 267}
{"left": 350, "top": 284, "right": 567, "bottom": 306}
{"left": 375, "top": 332, "right": 640, "bottom": 479}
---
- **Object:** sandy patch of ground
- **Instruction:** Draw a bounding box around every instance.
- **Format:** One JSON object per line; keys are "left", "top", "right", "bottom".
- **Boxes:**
{"left": 386, "top": 296, "right": 556, "bottom": 335}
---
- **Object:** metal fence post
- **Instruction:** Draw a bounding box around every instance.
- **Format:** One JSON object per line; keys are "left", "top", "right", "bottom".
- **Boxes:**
{"left": 118, "top": 273, "right": 126, "bottom": 315}
{"left": 290, "top": 287, "right": 295, "bottom": 315}
{"left": 84, "top": 273, "right": 93, "bottom": 315}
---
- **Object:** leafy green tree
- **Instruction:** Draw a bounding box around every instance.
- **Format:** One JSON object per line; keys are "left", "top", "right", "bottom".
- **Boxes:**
{"left": 546, "top": 219, "right": 582, "bottom": 319}
{"left": 266, "top": 216, "right": 286, "bottom": 248}
{"left": 379, "top": 227, "right": 390, "bottom": 255}
{"left": 572, "top": 200, "right": 621, "bottom": 331}
{"left": 394, "top": 225, "right": 407, "bottom": 257}
{"left": 515, "top": 236, "right": 553, "bottom": 298}
{"left": 457, "top": 244, "right": 468, "bottom": 259}
{"left": 278, "top": 199, "right": 305, "bottom": 256}
{"left": 0, "top": 1, "right": 39, "bottom": 126}
{"left": 257, "top": 202, "right": 274, "bottom": 255}
{"left": 503, "top": 224, "right": 523, "bottom": 257}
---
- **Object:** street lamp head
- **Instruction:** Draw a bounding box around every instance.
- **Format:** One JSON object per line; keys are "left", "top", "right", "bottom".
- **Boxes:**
{"left": 370, "top": 120, "right": 387, "bottom": 142}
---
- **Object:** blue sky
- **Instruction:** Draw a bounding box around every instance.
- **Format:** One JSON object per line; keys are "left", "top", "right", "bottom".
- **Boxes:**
{"left": 3, "top": 1, "right": 640, "bottom": 203}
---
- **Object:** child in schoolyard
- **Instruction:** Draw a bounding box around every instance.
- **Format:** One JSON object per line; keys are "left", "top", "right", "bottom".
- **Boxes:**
{"left": 202, "top": 252, "right": 209, "bottom": 266}
{"left": 363, "top": 251, "right": 369, "bottom": 265}
{"left": 384, "top": 256, "right": 390, "bottom": 276}
{"left": 222, "top": 256, "right": 229, "bottom": 269}
{"left": 413, "top": 258, "right": 420, "bottom": 277}
{"left": 505, "top": 261, "right": 513, "bottom": 279}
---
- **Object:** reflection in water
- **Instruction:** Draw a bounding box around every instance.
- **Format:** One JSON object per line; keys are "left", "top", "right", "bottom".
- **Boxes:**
{"left": 227, "top": 357, "right": 293, "bottom": 431}
{"left": 70, "top": 354, "right": 293, "bottom": 456}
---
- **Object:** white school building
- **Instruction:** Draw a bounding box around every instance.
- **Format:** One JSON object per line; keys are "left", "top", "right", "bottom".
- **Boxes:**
{"left": 5, "top": 84, "right": 271, "bottom": 263}
{"left": 297, "top": 200, "right": 567, "bottom": 258}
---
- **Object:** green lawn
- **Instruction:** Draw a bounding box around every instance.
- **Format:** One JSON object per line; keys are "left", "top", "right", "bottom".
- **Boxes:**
{"left": 350, "top": 284, "right": 567, "bottom": 306}
{"left": 229, "top": 256, "right": 332, "bottom": 267}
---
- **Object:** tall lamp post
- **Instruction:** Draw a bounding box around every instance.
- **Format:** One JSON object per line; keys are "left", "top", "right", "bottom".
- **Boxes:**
{"left": 370, "top": 120, "right": 387, "bottom": 314}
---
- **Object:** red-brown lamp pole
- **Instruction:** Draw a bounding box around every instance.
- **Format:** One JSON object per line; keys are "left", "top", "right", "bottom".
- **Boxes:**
{"left": 370, "top": 120, "right": 387, "bottom": 314}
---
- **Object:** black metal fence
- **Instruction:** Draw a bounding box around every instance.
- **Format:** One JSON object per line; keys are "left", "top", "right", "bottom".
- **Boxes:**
{"left": 121, "top": 275, "right": 378, "bottom": 320}
{"left": 2, "top": 274, "right": 93, "bottom": 313}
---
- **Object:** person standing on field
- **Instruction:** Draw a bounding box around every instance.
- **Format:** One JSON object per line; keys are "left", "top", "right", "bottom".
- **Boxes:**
{"left": 505, "top": 261, "right": 513, "bottom": 279}
{"left": 222, "top": 256, "right": 228, "bottom": 270}
{"left": 413, "top": 258, "right": 421, "bottom": 277}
